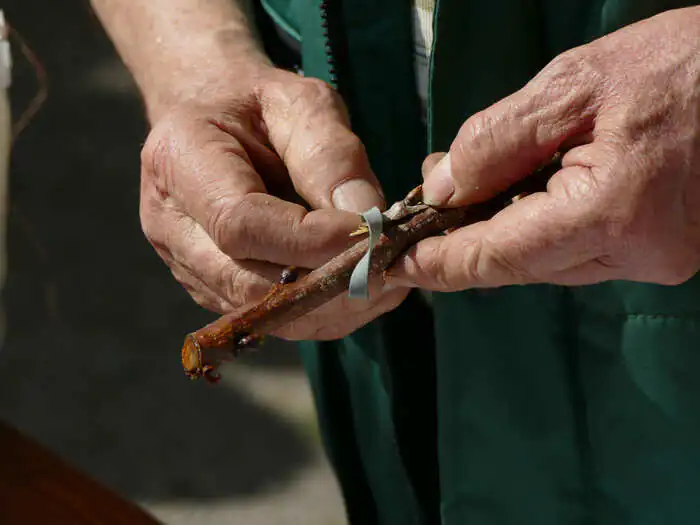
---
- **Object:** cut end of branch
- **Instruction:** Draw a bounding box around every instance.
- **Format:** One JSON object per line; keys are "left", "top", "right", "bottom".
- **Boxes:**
{"left": 181, "top": 335, "right": 203, "bottom": 380}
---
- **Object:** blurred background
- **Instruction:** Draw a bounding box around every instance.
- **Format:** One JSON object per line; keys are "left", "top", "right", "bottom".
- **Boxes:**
{"left": 0, "top": 1, "right": 344, "bottom": 523}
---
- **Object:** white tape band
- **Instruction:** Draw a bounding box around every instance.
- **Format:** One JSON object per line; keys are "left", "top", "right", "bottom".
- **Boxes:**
{"left": 348, "top": 207, "right": 384, "bottom": 300}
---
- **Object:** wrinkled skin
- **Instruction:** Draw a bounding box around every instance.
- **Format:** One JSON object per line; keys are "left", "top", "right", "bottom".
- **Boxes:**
{"left": 140, "top": 66, "right": 407, "bottom": 340}
{"left": 388, "top": 7, "right": 700, "bottom": 290}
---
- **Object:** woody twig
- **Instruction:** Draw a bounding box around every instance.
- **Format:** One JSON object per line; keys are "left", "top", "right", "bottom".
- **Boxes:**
{"left": 182, "top": 157, "right": 561, "bottom": 382}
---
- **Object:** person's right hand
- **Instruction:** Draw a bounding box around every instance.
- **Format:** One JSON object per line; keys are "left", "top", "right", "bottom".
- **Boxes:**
{"left": 140, "top": 65, "right": 408, "bottom": 340}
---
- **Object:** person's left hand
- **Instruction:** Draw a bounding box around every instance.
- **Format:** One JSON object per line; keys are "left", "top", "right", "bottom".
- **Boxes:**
{"left": 386, "top": 6, "right": 700, "bottom": 291}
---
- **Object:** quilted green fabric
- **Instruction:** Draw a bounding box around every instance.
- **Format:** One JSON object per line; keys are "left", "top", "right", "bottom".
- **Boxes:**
{"left": 258, "top": 1, "right": 700, "bottom": 523}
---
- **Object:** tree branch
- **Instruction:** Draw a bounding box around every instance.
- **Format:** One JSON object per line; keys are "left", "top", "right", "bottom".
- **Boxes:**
{"left": 181, "top": 158, "right": 560, "bottom": 382}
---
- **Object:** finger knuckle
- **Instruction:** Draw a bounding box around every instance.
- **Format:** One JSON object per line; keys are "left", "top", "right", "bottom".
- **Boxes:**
{"left": 170, "top": 267, "right": 193, "bottom": 290}
{"left": 533, "top": 48, "right": 598, "bottom": 126}
{"left": 458, "top": 111, "right": 498, "bottom": 156}
{"left": 473, "top": 238, "right": 534, "bottom": 284}
{"left": 188, "top": 289, "right": 227, "bottom": 313}
{"left": 271, "top": 77, "right": 339, "bottom": 116}
{"left": 139, "top": 184, "right": 170, "bottom": 240}
{"left": 431, "top": 243, "right": 459, "bottom": 291}
{"left": 169, "top": 266, "right": 211, "bottom": 306}
{"left": 338, "top": 130, "right": 364, "bottom": 154}
{"left": 208, "top": 195, "right": 251, "bottom": 258}
{"left": 222, "top": 265, "right": 270, "bottom": 307}
{"left": 414, "top": 241, "right": 460, "bottom": 291}
{"left": 458, "top": 237, "right": 490, "bottom": 285}
{"left": 302, "top": 129, "right": 365, "bottom": 172}
{"left": 141, "top": 123, "right": 185, "bottom": 202}
{"left": 300, "top": 77, "right": 339, "bottom": 108}
{"left": 173, "top": 262, "right": 233, "bottom": 313}
{"left": 151, "top": 244, "right": 174, "bottom": 269}
{"left": 199, "top": 131, "right": 248, "bottom": 162}
{"left": 487, "top": 252, "right": 532, "bottom": 284}
{"left": 596, "top": 182, "right": 643, "bottom": 243}
{"left": 544, "top": 48, "right": 587, "bottom": 84}
{"left": 141, "top": 123, "right": 173, "bottom": 178}
{"left": 217, "top": 263, "right": 243, "bottom": 304}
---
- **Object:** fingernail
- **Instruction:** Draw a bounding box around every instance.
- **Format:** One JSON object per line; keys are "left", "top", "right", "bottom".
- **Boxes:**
{"left": 332, "top": 179, "right": 384, "bottom": 213}
{"left": 422, "top": 153, "right": 454, "bottom": 206}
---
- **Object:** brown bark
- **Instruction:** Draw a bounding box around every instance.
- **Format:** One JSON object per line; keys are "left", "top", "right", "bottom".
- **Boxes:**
{"left": 182, "top": 158, "right": 560, "bottom": 382}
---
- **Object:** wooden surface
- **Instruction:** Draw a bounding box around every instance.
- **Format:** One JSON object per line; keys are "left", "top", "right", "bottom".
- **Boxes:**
{"left": 0, "top": 421, "right": 162, "bottom": 524}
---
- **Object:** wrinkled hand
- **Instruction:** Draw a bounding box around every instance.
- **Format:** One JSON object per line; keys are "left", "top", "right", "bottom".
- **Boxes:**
{"left": 141, "top": 65, "right": 407, "bottom": 339}
{"left": 388, "top": 7, "right": 700, "bottom": 290}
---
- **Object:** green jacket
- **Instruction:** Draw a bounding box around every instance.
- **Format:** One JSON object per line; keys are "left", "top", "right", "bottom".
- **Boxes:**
{"left": 259, "top": 1, "right": 700, "bottom": 524}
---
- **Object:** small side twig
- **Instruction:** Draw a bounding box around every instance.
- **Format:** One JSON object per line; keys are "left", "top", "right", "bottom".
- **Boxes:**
{"left": 182, "top": 157, "right": 561, "bottom": 382}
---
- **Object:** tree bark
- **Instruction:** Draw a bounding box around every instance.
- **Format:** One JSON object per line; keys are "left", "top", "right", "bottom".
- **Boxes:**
{"left": 182, "top": 158, "right": 560, "bottom": 382}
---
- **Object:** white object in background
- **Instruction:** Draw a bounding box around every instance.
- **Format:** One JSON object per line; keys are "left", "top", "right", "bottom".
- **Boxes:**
{"left": 0, "top": 10, "right": 10, "bottom": 89}
{"left": 0, "top": 9, "right": 10, "bottom": 348}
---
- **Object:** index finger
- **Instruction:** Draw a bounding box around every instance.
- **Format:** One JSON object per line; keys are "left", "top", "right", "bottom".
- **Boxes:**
{"left": 144, "top": 115, "right": 362, "bottom": 269}
{"left": 261, "top": 78, "right": 385, "bottom": 213}
{"left": 387, "top": 165, "right": 615, "bottom": 290}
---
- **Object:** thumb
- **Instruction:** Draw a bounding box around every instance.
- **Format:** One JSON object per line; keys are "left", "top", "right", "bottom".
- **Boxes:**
{"left": 261, "top": 75, "right": 384, "bottom": 213}
{"left": 423, "top": 54, "right": 598, "bottom": 207}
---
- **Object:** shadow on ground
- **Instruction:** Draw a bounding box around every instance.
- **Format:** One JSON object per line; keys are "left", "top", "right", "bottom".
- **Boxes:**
{"left": 0, "top": 0, "right": 314, "bottom": 503}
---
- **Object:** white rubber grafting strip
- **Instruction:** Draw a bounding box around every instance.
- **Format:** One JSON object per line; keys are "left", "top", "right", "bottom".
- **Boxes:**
{"left": 348, "top": 207, "right": 384, "bottom": 300}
